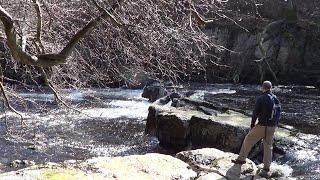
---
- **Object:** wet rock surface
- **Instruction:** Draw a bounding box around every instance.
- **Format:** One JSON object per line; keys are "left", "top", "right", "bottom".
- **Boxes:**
{"left": 145, "top": 104, "right": 251, "bottom": 152}
{"left": 8, "top": 160, "right": 35, "bottom": 169}
{"left": 176, "top": 148, "right": 257, "bottom": 179}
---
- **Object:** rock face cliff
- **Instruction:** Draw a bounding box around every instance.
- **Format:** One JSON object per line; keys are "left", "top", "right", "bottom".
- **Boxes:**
{"left": 196, "top": 0, "right": 320, "bottom": 85}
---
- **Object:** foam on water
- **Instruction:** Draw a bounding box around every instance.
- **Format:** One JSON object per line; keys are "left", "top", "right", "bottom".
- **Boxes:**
{"left": 17, "top": 88, "right": 144, "bottom": 103}
{"left": 89, "top": 145, "right": 133, "bottom": 157}
{"left": 18, "top": 93, "right": 54, "bottom": 102}
{"left": 189, "top": 89, "right": 236, "bottom": 100}
{"left": 0, "top": 112, "right": 30, "bottom": 119}
{"left": 270, "top": 162, "right": 293, "bottom": 177}
{"left": 64, "top": 91, "right": 84, "bottom": 101}
{"left": 81, "top": 100, "right": 150, "bottom": 119}
{"left": 293, "top": 149, "right": 318, "bottom": 161}
{"left": 89, "top": 89, "right": 144, "bottom": 100}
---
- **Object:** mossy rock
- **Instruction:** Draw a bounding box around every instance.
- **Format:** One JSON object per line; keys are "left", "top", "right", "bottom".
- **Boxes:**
{"left": 41, "top": 169, "right": 89, "bottom": 180}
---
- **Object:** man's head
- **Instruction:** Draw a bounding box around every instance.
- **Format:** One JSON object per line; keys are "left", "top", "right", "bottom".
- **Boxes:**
{"left": 261, "top": 81, "right": 272, "bottom": 92}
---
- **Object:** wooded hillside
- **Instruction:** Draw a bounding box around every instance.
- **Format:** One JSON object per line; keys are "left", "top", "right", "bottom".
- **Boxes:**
{"left": 0, "top": 0, "right": 319, "bottom": 88}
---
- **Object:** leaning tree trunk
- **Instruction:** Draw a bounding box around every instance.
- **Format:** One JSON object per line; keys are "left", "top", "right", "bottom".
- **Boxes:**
{"left": 0, "top": 0, "right": 123, "bottom": 68}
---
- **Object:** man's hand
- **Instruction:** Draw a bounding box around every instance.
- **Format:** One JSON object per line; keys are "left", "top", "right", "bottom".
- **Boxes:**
{"left": 250, "top": 124, "right": 255, "bottom": 129}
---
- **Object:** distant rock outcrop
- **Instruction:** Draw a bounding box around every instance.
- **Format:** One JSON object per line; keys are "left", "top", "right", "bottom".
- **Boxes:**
{"left": 195, "top": 0, "right": 320, "bottom": 85}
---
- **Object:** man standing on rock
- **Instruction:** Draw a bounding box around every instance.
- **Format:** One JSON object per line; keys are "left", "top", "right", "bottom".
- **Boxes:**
{"left": 232, "top": 81, "right": 281, "bottom": 174}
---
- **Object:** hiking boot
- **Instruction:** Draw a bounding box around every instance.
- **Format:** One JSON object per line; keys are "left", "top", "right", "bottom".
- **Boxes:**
{"left": 263, "top": 168, "right": 270, "bottom": 172}
{"left": 258, "top": 168, "right": 270, "bottom": 177}
{"left": 231, "top": 159, "right": 246, "bottom": 164}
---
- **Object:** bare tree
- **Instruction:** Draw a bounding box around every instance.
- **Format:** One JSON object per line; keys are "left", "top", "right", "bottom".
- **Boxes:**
{"left": 0, "top": 0, "right": 227, "bottom": 120}
{"left": 0, "top": 0, "right": 123, "bottom": 67}
{"left": 2, "top": 0, "right": 315, "bottom": 112}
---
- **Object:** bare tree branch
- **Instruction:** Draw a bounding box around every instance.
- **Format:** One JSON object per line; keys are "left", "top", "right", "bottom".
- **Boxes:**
{"left": 0, "top": 82, "right": 24, "bottom": 119}
{"left": 0, "top": 2, "right": 124, "bottom": 68}
{"left": 39, "top": 67, "right": 82, "bottom": 113}
{"left": 90, "top": 0, "right": 123, "bottom": 26}
{"left": 32, "top": 0, "right": 45, "bottom": 53}
{"left": 189, "top": 2, "right": 249, "bottom": 32}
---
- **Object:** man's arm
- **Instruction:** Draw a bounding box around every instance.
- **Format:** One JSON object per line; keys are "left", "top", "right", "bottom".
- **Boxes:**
{"left": 251, "top": 97, "right": 261, "bottom": 128}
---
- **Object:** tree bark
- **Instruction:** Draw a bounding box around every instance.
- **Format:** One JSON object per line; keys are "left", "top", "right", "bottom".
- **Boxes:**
{"left": 32, "top": 0, "right": 45, "bottom": 53}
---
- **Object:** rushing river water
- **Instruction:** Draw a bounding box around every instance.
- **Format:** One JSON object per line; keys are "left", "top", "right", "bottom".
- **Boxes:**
{"left": 0, "top": 85, "right": 319, "bottom": 178}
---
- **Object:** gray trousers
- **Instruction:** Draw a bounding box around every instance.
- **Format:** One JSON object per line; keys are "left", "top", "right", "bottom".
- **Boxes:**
{"left": 237, "top": 125, "right": 276, "bottom": 169}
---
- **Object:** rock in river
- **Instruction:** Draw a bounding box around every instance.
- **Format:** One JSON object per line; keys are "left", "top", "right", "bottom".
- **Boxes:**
{"left": 145, "top": 103, "right": 249, "bottom": 152}
{"left": 141, "top": 81, "right": 168, "bottom": 102}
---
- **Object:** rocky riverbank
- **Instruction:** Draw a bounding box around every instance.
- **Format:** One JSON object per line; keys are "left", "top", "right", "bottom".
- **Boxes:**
{"left": 0, "top": 147, "right": 293, "bottom": 180}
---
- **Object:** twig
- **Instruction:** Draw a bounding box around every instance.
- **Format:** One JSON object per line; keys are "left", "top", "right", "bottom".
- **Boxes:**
{"left": 0, "top": 82, "right": 26, "bottom": 127}
{"left": 39, "top": 68, "right": 82, "bottom": 114}
{"left": 90, "top": 0, "right": 123, "bottom": 27}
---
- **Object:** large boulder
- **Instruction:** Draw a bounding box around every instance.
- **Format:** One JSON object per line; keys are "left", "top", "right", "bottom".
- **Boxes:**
{"left": 142, "top": 81, "right": 168, "bottom": 102}
{"left": 145, "top": 103, "right": 250, "bottom": 152}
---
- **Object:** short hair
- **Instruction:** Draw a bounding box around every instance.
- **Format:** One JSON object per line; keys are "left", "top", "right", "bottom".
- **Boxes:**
{"left": 262, "top": 81, "right": 272, "bottom": 90}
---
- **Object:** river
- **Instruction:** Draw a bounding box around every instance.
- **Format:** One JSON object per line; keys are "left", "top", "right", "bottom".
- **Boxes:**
{"left": 0, "top": 85, "right": 319, "bottom": 178}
